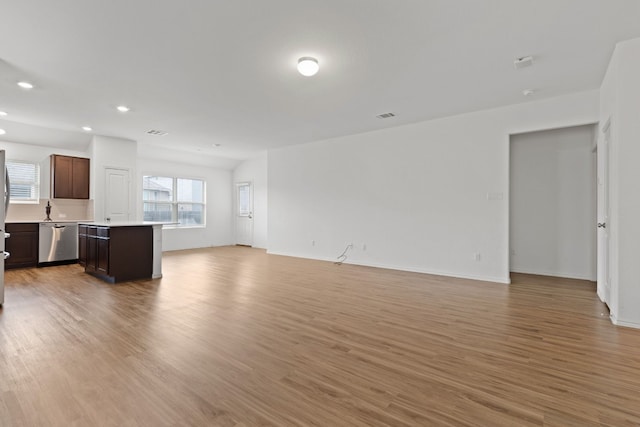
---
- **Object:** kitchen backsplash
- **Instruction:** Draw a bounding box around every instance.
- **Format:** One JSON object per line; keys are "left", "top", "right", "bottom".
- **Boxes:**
{"left": 6, "top": 199, "right": 94, "bottom": 222}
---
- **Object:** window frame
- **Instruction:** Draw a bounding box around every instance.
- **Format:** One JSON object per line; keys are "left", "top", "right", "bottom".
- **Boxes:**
{"left": 142, "top": 175, "right": 206, "bottom": 228}
{"left": 7, "top": 159, "right": 40, "bottom": 204}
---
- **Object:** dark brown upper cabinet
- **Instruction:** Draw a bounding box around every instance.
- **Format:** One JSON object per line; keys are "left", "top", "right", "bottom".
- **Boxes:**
{"left": 51, "top": 155, "right": 90, "bottom": 199}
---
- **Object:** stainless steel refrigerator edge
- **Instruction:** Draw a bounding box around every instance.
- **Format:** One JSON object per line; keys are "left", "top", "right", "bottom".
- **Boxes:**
{"left": 1, "top": 150, "right": 10, "bottom": 307}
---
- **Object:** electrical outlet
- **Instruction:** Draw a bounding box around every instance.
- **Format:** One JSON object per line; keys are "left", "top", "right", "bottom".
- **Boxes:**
{"left": 311, "top": 240, "right": 315, "bottom": 246}
{"left": 474, "top": 252, "right": 481, "bottom": 262}
{"left": 362, "top": 244, "right": 367, "bottom": 251}
{"left": 58, "top": 213, "right": 67, "bottom": 218}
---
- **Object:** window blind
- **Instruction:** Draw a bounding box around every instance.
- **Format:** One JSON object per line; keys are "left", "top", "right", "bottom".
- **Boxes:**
{"left": 7, "top": 159, "right": 40, "bottom": 203}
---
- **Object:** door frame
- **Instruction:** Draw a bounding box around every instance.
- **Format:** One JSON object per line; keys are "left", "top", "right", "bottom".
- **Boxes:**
{"left": 507, "top": 122, "right": 600, "bottom": 284}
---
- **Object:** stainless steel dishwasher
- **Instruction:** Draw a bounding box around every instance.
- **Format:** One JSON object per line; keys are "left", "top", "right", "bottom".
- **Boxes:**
{"left": 39, "top": 222, "right": 79, "bottom": 265}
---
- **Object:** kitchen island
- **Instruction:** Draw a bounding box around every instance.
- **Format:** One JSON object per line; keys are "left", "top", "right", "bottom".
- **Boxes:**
{"left": 78, "top": 222, "right": 163, "bottom": 283}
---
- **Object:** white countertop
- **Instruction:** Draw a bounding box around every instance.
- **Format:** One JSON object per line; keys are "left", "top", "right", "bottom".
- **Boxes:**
{"left": 7, "top": 220, "right": 173, "bottom": 227}
{"left": 7, "top": 220, "right": 92, "bottom": 224}
{"left": 78, "top": 221, "right": 171, "bottom": 227}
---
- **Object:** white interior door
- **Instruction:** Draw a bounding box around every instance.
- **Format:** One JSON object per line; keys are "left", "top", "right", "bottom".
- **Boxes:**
{"left": 236, "top": 182, "right": 253, "bottom": 246}
{"left": 597, "top": 120, "right": 611, "bottom": 305}
{"left": 105, "top": 168, "right": 130, "bottom": 223}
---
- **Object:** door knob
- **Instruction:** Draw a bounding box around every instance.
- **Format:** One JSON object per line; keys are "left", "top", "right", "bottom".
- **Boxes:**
{"left": 597, "top": 223, "right": 606, "bottom": 228}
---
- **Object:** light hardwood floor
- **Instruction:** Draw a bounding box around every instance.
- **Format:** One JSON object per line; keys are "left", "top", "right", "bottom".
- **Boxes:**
{"left": 1, "top": 246, "right": 639, "bottom": 426}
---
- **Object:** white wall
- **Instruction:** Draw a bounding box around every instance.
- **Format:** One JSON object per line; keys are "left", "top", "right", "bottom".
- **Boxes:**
{"left": 510, "top": 125, "right": 596, "bottom": 280}
{"left": 233, "top": 153, "right": 268, "bottom": 249}
{"left": 137, "top": 142, "right": 240, "bottom": 170}
{"left": 89, "top": 135, "right": 138, "bottom": 222}
{"left": 137, "top": 157, "right": 234, "bottom": 251}
{"left": 0, "top": 140, "right": 93, "bottom": 221}
{"left": 600, "top": 37, "right": 640, "bottom": 328}
{"left": 268, "top": 90, "right": 599, "bottom": 283}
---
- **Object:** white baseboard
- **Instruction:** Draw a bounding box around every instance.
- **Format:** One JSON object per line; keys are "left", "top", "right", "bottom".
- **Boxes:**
{"left": 266, "top": 250, "right": 511, "bottom": 284}
{"left": 610, "top": 313, "right": 640, "bottom": 329}
{"left": 510, "top": 267, "right": 596, "bottom": 281}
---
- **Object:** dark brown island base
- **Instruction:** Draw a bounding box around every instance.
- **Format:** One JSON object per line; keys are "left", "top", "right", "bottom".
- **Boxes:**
{"left": 78, "top": 222, "right": 163, "bottom": 283}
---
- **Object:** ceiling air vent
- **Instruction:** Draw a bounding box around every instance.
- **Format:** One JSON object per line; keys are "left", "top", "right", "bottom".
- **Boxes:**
{"left": 146, "top": 129, "right": 168, "bottom": 136}
{"left": 513, "top": 56, "right": 534, "bottom": 69}
{"left": 376, "top": 112, "right": 396, "bottom": 119}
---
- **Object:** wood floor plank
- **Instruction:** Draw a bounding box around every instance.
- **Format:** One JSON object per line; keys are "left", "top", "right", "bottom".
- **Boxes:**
{"left": 1, "top": 247, "right": 639, "bottom": 426}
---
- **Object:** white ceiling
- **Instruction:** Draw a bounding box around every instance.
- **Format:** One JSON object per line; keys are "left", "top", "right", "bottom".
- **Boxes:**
{"left": 1, "top": 0, "right": 639, "bottom": 160}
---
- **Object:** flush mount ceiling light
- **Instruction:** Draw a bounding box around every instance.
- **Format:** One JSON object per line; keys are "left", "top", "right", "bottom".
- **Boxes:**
{"left": 17, "top": 81, "right": 34, "bottom": 89}
{"left": 522, "top": 89, "right": 535, "bottom": 96}
{"left": 81, "top": 126, "right": 92, "bottom": 132}
{"left": 116, "top": 105, "right": 130, "bottom": 113}
{"left": 0, "top": 111, "right": 7, "bottom": 116}
{"left": 0, "top": 129, "right": 6, "bottom": 135}
{"left": 297, "top": 57, "right": 319, "bottom": 77}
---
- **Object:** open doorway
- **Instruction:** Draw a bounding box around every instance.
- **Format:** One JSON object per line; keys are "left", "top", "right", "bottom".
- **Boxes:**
{"left": 509, "top": 125, "right": 597, "bottom": 282}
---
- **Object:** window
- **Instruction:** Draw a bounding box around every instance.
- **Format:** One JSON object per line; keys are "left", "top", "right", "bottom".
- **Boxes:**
{"left": 143, "top": 176, "right": 205, "bottom": 227}
{"left": 7, "top": 160, "right": 40, "bottom": 204}
{"left": 237, "top": 182, "right": 251, "bottom": 216}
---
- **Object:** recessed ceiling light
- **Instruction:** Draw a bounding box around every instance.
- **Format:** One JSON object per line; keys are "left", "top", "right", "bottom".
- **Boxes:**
{"left": 0, "top": 111, "right": 7, "bottom": 117}
{"left": 17, "top": 81, "right": 34, "bottom": 90}
{"left": 523, "top": 89, "right": 535, "bottom": 96}
{"left": 0, "top": 129, "right": 6, "bottom": 135}
{"left": 116, "top": 105, "right": 130, "bottom": 113}
{"left": 82, "top": 126, "right": 93, "bottom": 132}
{"left": 297, "top": 57, "right": 319, "bottom": 77}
